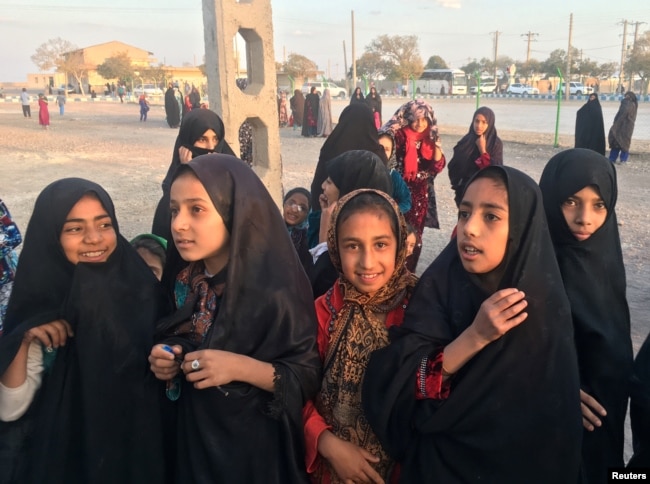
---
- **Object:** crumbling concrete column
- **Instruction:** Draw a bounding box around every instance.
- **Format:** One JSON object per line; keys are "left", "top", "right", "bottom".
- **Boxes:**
{"left": 202, "top": 0, "right": 282, "bottom": 204}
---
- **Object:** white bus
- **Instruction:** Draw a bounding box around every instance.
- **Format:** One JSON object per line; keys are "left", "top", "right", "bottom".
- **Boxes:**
{"left": 414, "top": 69, "right": 468, "bottom": 95}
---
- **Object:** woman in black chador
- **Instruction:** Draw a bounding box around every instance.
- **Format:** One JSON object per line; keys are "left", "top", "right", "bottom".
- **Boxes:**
{"left": 575, "top": 93, "right": 606, "bottom": 155}
{"left": 363, "top": 166, "right": 582, "bottom": 483}
{"left": 539, "top": 149, "right": 633, "bottom": 482}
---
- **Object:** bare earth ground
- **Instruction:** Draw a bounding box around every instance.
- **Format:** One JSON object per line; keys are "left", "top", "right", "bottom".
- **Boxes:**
{"left": 1, "top": 98, "right": 648, "bottom": 457}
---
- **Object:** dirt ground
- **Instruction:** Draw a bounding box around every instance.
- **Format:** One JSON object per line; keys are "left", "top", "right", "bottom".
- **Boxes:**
{"left": 1, "top": 98, "right": 648, "bottom": 458}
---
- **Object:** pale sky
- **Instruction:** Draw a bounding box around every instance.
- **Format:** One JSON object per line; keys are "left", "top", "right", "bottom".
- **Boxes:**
{"left": 1, "top": 0, "right": 648, "bottom": 82}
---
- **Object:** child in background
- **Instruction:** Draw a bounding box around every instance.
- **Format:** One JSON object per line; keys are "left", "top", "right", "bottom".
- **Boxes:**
{"left": 378, "top": 130, "right": 412, "bottom": 215}
{"left": 539, "top": 148, "right": 633, "bottom": 482}
{"left": 131, "top": 234, "right": 167, "bottom": 281}
{"left": 405, "top": 223, "right": 417, "bottom": 258}
{"left": 303, "top": 189, "right": 418, "bottom": 483}
{"left": 37, "top": 94, "right": 49, "bottom": 129}
{"left": 282, "top": 187, "right": 312, "bottom": 273}
{"left": 148, "top": 154, "right": 320, "bottom": 483}
{"left": 448, "top": 106, "right": 503, "bottom": 207}
{"left": 363, "top": 166, "right": 582, "bottom": 482}
{"left": 139, "top": 93, "right": 150, "bottom": 122}
{"left": 55, "top": 91, "right": 66, "bottom": 116}
{"left": 0, "top": 198, "right": 22, "bottom": 334}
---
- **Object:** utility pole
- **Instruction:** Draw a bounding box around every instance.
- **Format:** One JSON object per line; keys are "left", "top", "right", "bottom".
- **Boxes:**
{"left": 343, "top": 40, "right": 349, "bottom": 93}
{"left": 565, "top": 13, "right": 573, "bottom": 101}
{"left": 619, "top": 19, "right": 628, "bottom": 94}
{"left": 492, "top": 30, "right": 500, "bottom": 84}
{"left": 521, "top": 31, "right": 539, "bottom": 63}
{"left": 351, "top": 10, "right": 356, "bottom": 90}
{"left": 628, "top": 21, "right": 646, "bottom": 92}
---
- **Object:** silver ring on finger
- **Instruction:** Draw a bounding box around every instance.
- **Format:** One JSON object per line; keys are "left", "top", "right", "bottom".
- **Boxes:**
{"left": 191, "top": 359, "right": 200, "bottom": 371}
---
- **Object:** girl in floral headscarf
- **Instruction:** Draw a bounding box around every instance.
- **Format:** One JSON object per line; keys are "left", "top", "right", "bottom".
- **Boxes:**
{"left": 381, "top": 100, "right": 445, "bottom": 272}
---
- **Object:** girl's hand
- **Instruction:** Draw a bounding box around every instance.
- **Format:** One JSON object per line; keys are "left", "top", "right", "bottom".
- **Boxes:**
{"left": 580, "top": 389, "right": 606, "bottom": 431}
{"left": 470, "top": 288, "right": 528, "bottom": 345}
{"left": 178, "top": 146, "right": 193, "bottom": 164}
{"left": 475, "top": 134, "right": 487, "bottom": 154}
{"left": 24, "top": 319, "right": 73, "bottom": 350}
{"left": 317, "top": 431, "right": 384, "bottom": 484}
{"left": 148, "top": 344, "right": 182, "bottom": 380}
{"left": 182, "top": 349, "right": 239, "bottom": 389}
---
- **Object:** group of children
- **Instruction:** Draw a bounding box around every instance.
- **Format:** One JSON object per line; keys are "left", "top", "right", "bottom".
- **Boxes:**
{"left": 0, "top": 98, "right": 647, "bottom": 484}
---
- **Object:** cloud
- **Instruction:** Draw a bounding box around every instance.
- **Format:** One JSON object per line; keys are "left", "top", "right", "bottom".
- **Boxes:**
{"left": 291, "top": 30, "right": 312, "bottom": 37}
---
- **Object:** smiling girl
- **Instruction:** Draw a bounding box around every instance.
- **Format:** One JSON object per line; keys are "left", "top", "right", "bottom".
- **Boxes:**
{"left": 539, "top": 148, "right": 633, "bottom": 482}
{"left": 363, "top": 166, "right": 582, "bottom": 482}
{"left": 148, "top": 154, "right": 320, "bottom": 483}
{"left": 303, "top": 189, "right": 418, "bottom": 483}
{"left": 0, "top": 178, "right": 168, "bottom": 483}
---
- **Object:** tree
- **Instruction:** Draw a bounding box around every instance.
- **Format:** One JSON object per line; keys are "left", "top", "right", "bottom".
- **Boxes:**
{"left": 626, "top": 31, "right": 650, "bottom": 94}
{"left": 365, "top": 35, "right": 424, "bottom": 83}
{"left": 425, "top": 55, "right": 448, "bottom": 69}
{"left": 96, "top": 52, "right": 134, "bottom": 83}
{"left": 354, "top": 51, "right": 394, "bottom": 80}
{"left": 460, "top": 60, "right": 482, "bottom": 77}
{"left": 142, "top": 64, "right": 168, "bottom": 89}
{"left": 31, "top": 38, "right": 92, "bottom": 94}
{"left": 541, "top": 48, "right": 580, "bottom": 78}
{"left": 283, "top": 53, "right": 318, "bottom": 79}
{"left": 515, "top": 59, "right": 541, "bottom": 82}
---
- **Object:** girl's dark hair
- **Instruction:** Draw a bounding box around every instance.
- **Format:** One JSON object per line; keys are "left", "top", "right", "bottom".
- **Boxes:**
{"left": 336, "top": 192, "right": 399, "bottom": 240}
{"left": 131, "top": 237, "right": 166, "bottom": 267}
{"left": 467, "top": 166, "right": 507, "bottom": 192}
{"left": 405, "top": 222, "right": 417, "bottom": 238}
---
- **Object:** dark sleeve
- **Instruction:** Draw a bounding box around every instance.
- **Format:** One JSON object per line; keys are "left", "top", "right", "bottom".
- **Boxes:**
{"left": 490, "top": 138, "right": 503, "bottom": 166}
{"left": 307, "top": 251, "right": 338, "bottom": 300}
{"left": 629, "top": 336, "right": 650, "bottom": 467}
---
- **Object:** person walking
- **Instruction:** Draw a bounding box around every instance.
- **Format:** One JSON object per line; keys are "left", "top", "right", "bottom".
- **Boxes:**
{"left": 55, "top": 91, "right": 66, "bottom": 116}
{"left": 608, "top": 91, "right": 638, "bottom": 164}
{"left": 20, "top": 88, "right": 31, "bottom": 118}
{"left": 37, "top": 94, "right": 49, "bottom": 129}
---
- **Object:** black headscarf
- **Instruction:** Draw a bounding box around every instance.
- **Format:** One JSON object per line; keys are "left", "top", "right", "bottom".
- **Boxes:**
{"left": 158, "top": 154, "right": 320, "bottom": 483}
{"left": 539, "top": 148, "right": 633, "bottom": 480}
{"left": 164, "top": 85, "right": 181, "bottom": 128}
{"left": 448, "top": 106, "right": 503, "bottom": 207}
{"left": 307, "top": 150, "right": 393, "bottom": 299}
{"left": 350, "top": 87, "right": 365, "bottom": 105}
{"left": 0, "top": 178, "right": 169, "bottom": 483}
{"left": 151, "top": 109, "right": 235, "bottom": 241}
{"left": 575, "top": 94, "right": 606, "bottom": 155}
{"left": 310, "top": 103, "right": 388, "bottom": 207}
{"left": 327, "top": 150, "right": 393, "bottom": 199}
{"left": 363, "top": 166, "right": 582, "bottom": 483}
{"left": 608, "top": 91, "right": 638, "bottom": 152}
{"left": 301, "top": 88, "right": 320, "bottom": 137}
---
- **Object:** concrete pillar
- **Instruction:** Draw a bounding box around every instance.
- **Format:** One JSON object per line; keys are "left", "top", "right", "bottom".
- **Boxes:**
{"left": 202, "top": 0, "right": 282, "bottom": 204}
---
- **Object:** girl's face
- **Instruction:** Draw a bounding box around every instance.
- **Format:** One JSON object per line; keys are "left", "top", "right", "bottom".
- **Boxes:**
{"left": 338, "top": 209, "right": 397, "bottom": 295}
{"left": 561, "top": 185, "right": 607, "bottom": 241}
{"left": 457, "top": 177, "right": 509, "bottom": 274}
{"left": 137, "top": 248, "right": 164, "bottom": 281}
{"left": 409, "top": 117, "right": 429, "bottom": 133}
{"left": 378, "top": 135, "right": 394, "bottom": 160}
{"left": 405, "top": 233, "right": 417, "bottom": 257}
{"left": 355, "top": 88, "right": 361, "bottom": 95}
{"left": 193, "top": 129, "right": 219, "bottom": 150}
{"left": 170, "top": 172, "right": 230, "bottom": 275}
{"left": 473, "top": 113, "right": 488, "bottom": 136}
{"left": 60, "top": 194, "right": 117, "bottom": 265}
{"left": 283, "top": 192, "right": 309, "bottom": 226}
{"left": 321, "top": 177, "right": 340, "bottom": 205}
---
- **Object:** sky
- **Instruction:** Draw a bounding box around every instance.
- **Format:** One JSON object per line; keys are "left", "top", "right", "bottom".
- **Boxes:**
{"left": 1, "top": 0, "right": 649, "bottom": 82}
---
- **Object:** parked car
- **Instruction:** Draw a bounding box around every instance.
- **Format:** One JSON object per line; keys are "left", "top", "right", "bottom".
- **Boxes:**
{"left": 301, "top": 82, "right": 347, "bottom": 99}
{"left": 507, "top": 83, "right": 540, "bottom": 95}
{"left": 133, "top": 84, "right": 163, "bottom": 96}
{"left": 470, "top": 82, "right": 497, "bottom": 94}
{"left": 559, "top": 82, "right": 593, "bottom": 95}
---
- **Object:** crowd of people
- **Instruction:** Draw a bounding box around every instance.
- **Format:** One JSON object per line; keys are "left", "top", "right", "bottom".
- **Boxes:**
{"left": 0, "top": 87, "right": 647, "bottom": 484}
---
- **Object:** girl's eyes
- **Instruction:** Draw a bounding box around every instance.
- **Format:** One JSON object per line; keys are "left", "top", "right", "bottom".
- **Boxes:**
{"left": 458, "top": 210, "right": 470, "bottom": 220}
{"left": 99, "top": 222, "right": 113, "bottom": 229}
{"left": 563, "top": 198, "right": 577, "bottom": 207}
{"left": 63, "top": 226, "right": 81, "bottom": 233}
{"left": 594, "top": 202, "right": 607, "bottom": 210}
{"left": 485, "top": 213, "right": 500, "bottom": 222}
